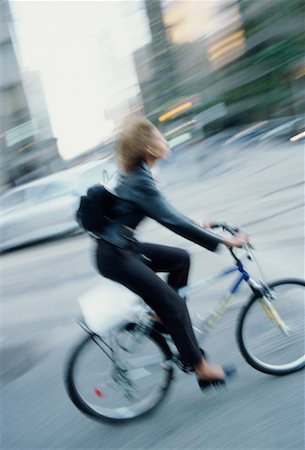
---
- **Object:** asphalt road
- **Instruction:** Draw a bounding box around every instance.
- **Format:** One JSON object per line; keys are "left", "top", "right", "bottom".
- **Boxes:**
{"left": 1, "top": 138, "right": 304, "bottom": 449}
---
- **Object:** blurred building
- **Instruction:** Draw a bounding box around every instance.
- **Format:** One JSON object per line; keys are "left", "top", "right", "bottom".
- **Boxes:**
{"left": 204, "top": 1, "right": 245, "bottom": 71}
{"left": 135, "top": 0, "right": 304, "bottom": 132}
{"left": 22, "top": 70, "right": 54, "bottom": 141}
{"left": 133, "top": 45, "right": 155, "bottom": 117}
{"left": 0, "top": 0, "right": 63, "bottom": 190}
{"left": 97, "top": 28, "right": 142, "bottom": 129}
{"left": 134, "top": 0, "right": 222, "bottom": 122}
{"left": 163, "top": 1, "right": 213, "bottom": 98}
{"left": 164, "top": 0, "right": 215, "bottom": 45}
{"left": 141, "top": 0, "right": 178, "bottom": 116}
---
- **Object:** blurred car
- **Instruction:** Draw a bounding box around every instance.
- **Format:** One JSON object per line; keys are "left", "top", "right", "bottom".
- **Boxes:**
{"left": 259, "top": 116, "right": 305, "bottom": 142}
{"left": 66, "top": 157, "right": 118, "bottom": 193}
{"left": 224, "top": 116, "right": 305, "bottom": 147}
{"left": 223, "top": 121, "right": 270, "bottom": 146}
{"left": 0, "top": 157, "right": 117, "bottom": 252}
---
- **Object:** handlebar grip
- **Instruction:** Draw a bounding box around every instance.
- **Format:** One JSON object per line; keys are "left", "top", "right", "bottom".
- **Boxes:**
{"left": 210, "top": 223, "right": 224, "bottom": 229}
{"left": 211, "top": 223, "right": 239, "bottom": 235}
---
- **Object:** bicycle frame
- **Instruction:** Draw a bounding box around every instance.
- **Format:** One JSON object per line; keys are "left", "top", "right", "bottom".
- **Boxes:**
{"left": 78, "top": 259, "right": 261, "bottom": 358}
{"left": 178, "top": 249, "right": 290, "bottom": 349}
{"left": 178, "top": 259, "right": 260, "bottom": 343}
{"left": 76, "top": 243, "right": 291, "bottom": 391}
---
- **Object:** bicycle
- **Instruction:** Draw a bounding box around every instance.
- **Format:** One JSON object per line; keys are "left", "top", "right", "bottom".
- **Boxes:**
{"left": 64, "top": 224, "right": 305, "bottom": 423}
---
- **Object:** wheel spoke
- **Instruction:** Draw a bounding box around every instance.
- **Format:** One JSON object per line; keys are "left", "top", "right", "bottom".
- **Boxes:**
{"left": 239, "top": 279, "right": 305, "bottom": 374}
{"left": 65, "top": 325, "right": 173, "bottom": 421}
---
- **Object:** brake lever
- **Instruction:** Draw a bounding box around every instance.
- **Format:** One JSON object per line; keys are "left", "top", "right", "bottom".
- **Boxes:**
{"left": 243, "top": 243, "right": 255, "bottom": 261}
{"left": 225, "top": 225, "right": 254, "bottom": 250}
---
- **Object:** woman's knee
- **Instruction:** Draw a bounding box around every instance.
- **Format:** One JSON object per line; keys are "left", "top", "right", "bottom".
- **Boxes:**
{"left": 177, "top": 248, "right": 191, "bottom": 268}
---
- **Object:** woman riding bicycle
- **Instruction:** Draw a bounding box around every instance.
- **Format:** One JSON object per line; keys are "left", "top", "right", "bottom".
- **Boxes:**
{"left": 96, "top": 115, "right": 249, "bottom": 389}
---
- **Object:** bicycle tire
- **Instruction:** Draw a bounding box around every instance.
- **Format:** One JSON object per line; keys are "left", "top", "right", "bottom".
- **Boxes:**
{"left": 237, "top": 278, "right": 305, "bottom": 375}
{"left": 65, "top": 323, "right": 174, "bottom": 423}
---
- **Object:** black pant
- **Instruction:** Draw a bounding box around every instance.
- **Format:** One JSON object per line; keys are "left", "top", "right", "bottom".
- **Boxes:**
{"left": 96, "top": 240, "right": 203, "bottom": 366}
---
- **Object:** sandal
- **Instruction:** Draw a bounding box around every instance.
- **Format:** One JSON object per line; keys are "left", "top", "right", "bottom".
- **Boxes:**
{"left": 197, "top": 365, "right": 237, "bottom": 391}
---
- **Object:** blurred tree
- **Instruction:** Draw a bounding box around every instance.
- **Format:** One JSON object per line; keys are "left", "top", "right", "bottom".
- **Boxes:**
{"left": 213, "top": 0, "right": 305, "bottom": 122}
{"left": 138, "top": 0, "right": 304, "bottom": 128}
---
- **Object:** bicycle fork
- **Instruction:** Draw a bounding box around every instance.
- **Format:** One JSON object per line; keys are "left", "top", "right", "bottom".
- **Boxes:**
{"left": 248, "top": 278, "right": 291, "bottom": 336}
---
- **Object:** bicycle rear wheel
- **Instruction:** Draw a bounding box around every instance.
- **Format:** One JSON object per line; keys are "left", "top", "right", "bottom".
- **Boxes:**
{"left": 65, "top": 323, "right": 173, "bottom": 422}
{"left": 237, "top": 279, "right": 305, "bottom": 375}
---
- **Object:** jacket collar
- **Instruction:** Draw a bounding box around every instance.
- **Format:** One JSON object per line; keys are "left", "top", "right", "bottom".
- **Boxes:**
{"left": 138, "top": 159, "right": 151, "bottom": 173}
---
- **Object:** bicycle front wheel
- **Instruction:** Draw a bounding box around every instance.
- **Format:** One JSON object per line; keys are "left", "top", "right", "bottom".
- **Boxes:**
{"left": 237, "top": 279, "right": 305, "bottom": 375}
{"left": 65, "top": 323, "right": 173, "bottom": 422}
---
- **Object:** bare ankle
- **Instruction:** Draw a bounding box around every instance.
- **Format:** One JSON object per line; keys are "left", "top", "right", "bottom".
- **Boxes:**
{"left": 194, "top": 358, "right": 208, "bottom": 376}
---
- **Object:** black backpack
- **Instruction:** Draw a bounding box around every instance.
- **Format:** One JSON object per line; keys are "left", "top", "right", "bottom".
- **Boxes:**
{"left": 76, "top": 184, "right": 116, "bottom": 236}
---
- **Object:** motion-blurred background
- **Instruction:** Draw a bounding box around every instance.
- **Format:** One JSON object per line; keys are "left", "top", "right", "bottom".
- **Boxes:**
{"left": 0, "top": 1, "right": 304, "bottom": 449}
{"left": 1, "top": 0, "right": 304, "bottom": 188}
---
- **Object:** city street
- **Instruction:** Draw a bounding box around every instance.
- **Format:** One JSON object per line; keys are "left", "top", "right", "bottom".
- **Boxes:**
{"left": 1, "top": 139, "right": 304, "bottom": 449}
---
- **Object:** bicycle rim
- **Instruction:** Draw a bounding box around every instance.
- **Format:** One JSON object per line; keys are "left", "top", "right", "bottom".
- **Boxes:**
{"left": 238, "top": 279, "right": 305, "bottom": 375}
{"left": 66, "top": 325, "right": 173, "bottom": 422}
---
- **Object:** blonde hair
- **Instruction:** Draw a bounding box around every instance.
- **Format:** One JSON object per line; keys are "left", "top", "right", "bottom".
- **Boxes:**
{"left": 115, "top": 115, "right": 157, "bottom": 173}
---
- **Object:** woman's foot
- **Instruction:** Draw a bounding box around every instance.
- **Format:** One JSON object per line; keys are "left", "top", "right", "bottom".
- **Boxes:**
{"left": 195, "top": 359, "right": 237, "bottom": 390}
{"left": 195, "top": 358, "right": 224, "bottom": 379}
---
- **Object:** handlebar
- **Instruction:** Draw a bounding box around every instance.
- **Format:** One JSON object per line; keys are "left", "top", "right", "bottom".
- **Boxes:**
{"left": 211, "top": 223, "right": 239, "bottom": 235}
{"left": 210, "top": 222, "right": 254, "bottom": 261}
{"left": 209, "top": 224, "right": 270, "bottom": 283}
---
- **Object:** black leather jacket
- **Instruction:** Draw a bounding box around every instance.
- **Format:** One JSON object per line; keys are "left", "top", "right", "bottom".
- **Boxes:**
{"left": 100, "top": 160, "right": 223, "bottom": 252}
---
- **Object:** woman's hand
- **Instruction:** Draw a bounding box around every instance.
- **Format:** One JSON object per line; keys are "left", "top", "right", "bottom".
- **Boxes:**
{"left": 222, "top": 231, "right": 249, "bottom": 248}
{"left": 201, "top": 220, "right": 250, "bottom": 248}
{"left": 201, "top": 219, "right": 214, "bottom": 229}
